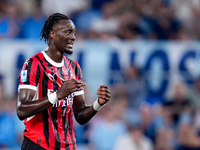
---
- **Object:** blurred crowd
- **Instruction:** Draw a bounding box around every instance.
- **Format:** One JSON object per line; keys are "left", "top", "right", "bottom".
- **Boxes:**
{"left": 1, "top": 0, "right": 200, "bottom": 40}
{"left": 1, "top": 0, "right": 200, "bottom": 150}
{"left": 74, "top": 64, "right": 200, "bottom": 150}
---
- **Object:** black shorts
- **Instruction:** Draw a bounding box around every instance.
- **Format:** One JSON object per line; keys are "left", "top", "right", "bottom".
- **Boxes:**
{"left": 21, "top": 136, "right": 46, "bottom": 150}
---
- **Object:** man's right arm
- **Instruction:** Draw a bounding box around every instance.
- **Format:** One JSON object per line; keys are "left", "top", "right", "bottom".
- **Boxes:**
{"left": 17, "top": 78, "right": 86, "bottom": 120}
{"left": 17, "top": 89, "right": 52, "bottom": 120}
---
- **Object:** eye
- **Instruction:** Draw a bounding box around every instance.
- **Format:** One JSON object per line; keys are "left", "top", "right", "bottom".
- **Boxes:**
{"left": 66, "top": 31, "right": 71, "bottom": 35}
{"left": 65, "top": 30, "right": 76, "bottom": 36}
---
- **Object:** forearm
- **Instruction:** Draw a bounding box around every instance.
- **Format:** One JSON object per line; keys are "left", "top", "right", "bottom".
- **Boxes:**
{"left": 74, "top": 105, "right": 97, "bottom": 125}
{"left": 17, "top": 97, "right": 52, "bottom": 120}
{"left": 73, "top": 98, "right": 105, "bottom": 125}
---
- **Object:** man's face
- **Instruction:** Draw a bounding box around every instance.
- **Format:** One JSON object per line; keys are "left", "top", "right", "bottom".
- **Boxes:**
{"left": 52, "top": 20, "right": 76, "bottom": 55}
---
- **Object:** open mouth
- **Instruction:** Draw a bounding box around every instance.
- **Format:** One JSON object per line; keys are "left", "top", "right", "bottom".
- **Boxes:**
{"left": 66, "top": 43, "right": 73, "bottom": 49}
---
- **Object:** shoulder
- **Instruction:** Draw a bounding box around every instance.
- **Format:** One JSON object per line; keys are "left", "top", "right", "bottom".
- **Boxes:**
{"left": 64, "top": 56, "right": 80, "bottom": 68}
{"left": 25, "top": 52, "right": 44, "bottom": 65}
{"left": 64, "top": 56, "right": 77, "bottom": 64}
{"left": 31, "top": 52, "right": 44, "bottom": 61}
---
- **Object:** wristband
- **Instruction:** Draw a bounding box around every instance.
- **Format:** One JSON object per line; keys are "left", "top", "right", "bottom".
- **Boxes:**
{"left": 93, "top": 99, "right": 105, "bottom": 111}
{"left": 48, "top": 92, "right": 59, "bottom": 104}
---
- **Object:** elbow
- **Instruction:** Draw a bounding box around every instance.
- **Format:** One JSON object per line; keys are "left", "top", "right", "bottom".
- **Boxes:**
{"left": 17, "top": 108, "right": 26, "bottom": 121}
{"left": 79, "top": 120, "right": 87, "bottom": 125}
{"left": 76, "top": 118, "right": 87, "bottom": 125}
{"left": 75, "top": 114, "right": 88, "bottom": 125}
{"left": 77, "top": 121, "right": 86, "bottom": 125}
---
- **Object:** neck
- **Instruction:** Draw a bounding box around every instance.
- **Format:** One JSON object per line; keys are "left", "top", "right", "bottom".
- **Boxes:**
{"left": 45, "top": 46, "right": 63, "bottom": 63}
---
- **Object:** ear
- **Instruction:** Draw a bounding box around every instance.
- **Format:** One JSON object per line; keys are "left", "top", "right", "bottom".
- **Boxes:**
{"left": 49, "top": 30, "right": 56, "bottom": 40}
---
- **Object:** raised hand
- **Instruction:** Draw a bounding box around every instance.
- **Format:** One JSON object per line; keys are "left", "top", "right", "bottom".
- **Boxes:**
{"left": 97, "top": 84, "right": 111, "bottom": 105}
{"left": 57, "top": 77, "right": 86, "bottom": 100}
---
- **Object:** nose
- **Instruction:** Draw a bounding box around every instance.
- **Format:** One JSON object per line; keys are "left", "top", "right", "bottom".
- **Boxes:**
{"left": 70, "top": 33, "right": 76, "bottom": 40}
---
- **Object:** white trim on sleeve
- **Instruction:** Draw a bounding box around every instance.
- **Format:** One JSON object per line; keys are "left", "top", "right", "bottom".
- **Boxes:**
{"left": 26, "top": 115, "right": 35, "bottom": 122}
{"left": 74, "top": 90, "right": 84, "bottom": 96}
{"left": 18, "top": 85, "right": 37, "bottom": 92}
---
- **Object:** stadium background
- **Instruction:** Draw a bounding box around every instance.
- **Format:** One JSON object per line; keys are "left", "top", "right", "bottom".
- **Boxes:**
{"left": 1, "top": 0, "right": 200, "bottom": 150}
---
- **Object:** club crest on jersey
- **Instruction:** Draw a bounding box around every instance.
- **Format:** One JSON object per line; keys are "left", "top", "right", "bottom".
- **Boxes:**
{"left": 21, "top": 70, "right": 27, "bottom": 82}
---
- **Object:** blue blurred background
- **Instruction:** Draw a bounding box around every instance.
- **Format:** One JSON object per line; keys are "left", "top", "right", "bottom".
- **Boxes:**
{"left": 1, "top": 0, "right": 200, "bottom": 150}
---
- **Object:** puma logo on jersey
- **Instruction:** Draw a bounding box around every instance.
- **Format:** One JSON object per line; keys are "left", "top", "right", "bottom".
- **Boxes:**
{"left": 47, "top": 73, "right": 55, "bottom": 81}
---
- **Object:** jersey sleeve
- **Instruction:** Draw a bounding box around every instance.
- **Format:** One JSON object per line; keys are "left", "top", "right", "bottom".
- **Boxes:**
{"left": 75, "top": 62, "right": 83, "bottom": 81}
{"left": 18, "top": 58, "right": 40, "bottom": 91}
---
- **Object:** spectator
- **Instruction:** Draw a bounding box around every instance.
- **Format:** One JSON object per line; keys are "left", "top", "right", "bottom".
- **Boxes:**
{"left": 113, "top": 124, "right": 153, "bottom": 150}
{"left": 138, "top": 103, "right": 162, "bottom": 143}
{"left": 117, "top": 10, "right": 142, "bottom": 40}
{"left": 20, "top": 2, "right": 47, "bottom": 39}
{"left": 177, "top": 121, "right": 200, "bottom": 150}
{"left": 163, "top": 82, "right": 192, "bottom": 127}
{"left": 123, "top": 64, "right": 146, "bottom": 110}
{"left": 0, "top": 0, "right": 21, "bottom": 39}
{"left": 154, "top": 128, "right": 175, "bottom": 150}
{"left": 16, "top": 0, "right": 37, "bottom": 16}
{"left": 171, "top": 0, "right": 200, "bottom": 22}
{"left": 187, "top": 76, "right": 200, "bottom": 111}
{"left": 89, "top": 2, "right": 119, "bottom": 39}
{"left": 151, "top": 2, "right": 182, "bottom": 40}
{"left": 0, "top": 97, "right": 24, "bottom": 149}
{"left": 89, "top": 98, "right": 127, "bottom": 150}
{"left": 91, "top": 0, "right": 115, "bottom": 10}
{"left": 41, "top": 0, "right": 90, "bottom": 18}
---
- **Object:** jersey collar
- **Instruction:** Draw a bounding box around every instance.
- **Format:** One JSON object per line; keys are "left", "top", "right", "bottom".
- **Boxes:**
{"left": 42, "top": 50, "right": 64, "bottom": 67}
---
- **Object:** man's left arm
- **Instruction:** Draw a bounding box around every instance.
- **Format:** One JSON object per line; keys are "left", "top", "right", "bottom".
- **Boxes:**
{"left": 72, "top": 84, "right": 111, "bottom": 125}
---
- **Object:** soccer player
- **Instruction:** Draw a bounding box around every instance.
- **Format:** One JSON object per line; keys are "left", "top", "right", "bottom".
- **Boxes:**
{"left": 17, "top": 13, "right": 111, "bottom": 150}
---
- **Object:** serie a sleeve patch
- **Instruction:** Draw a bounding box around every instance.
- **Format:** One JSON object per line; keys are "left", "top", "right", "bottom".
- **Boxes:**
{"left": 21, "top": 70, "right": 27, "bottom": 82}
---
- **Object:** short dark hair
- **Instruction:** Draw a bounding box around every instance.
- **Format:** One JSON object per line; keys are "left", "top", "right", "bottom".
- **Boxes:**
{"left": 40, "top": 13, "right": 70, "bottom": 43}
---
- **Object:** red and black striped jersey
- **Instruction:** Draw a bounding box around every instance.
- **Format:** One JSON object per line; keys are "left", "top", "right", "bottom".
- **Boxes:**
{"left": 18, "top": 51, "right": 84, "bottom": 150}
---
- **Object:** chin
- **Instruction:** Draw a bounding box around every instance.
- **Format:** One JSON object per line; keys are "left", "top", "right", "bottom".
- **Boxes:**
{"left": 64, "top": 50, "right": 73, "bottom": 55}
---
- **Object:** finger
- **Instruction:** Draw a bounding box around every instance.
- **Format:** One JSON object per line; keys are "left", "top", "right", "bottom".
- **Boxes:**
{"left": 98, "top": 95, "right": 110, "bottom": 100}
{"left": 75, "top": 87, "right": 84, "bottom": 91}
{"left": 97, "top": 86, "right": 106, "bottom": 91}
{"left": 98, "top": 96, "right": 110, "bottom": 102}
{"left": 71, "top": 79, "right": 86, "bottom": 87}
{"left": 99, "top": 84, "right": 108, "bottom": 88}
{"left": 69, "top": 77, "right": 74, "bottom": 80}
{"left": 75, "top": 79, "right": 83, "bottom": 83}
{"left": 76, "top": 82, "right": 86, "bottom": 87}
{"left": 97, "top": 91, "right": 107, "bottom": 95}
{"left": 75, "top": 79, "right": 86, "bottom": 85}
{"left": 97, "top": 87, "right": 110, "bottom": 94}
{"left": 97, "top": 92, "right": 111, "bottom": 98}
{"left": 97, "top": 89, "right": 111, "bottom": 97}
